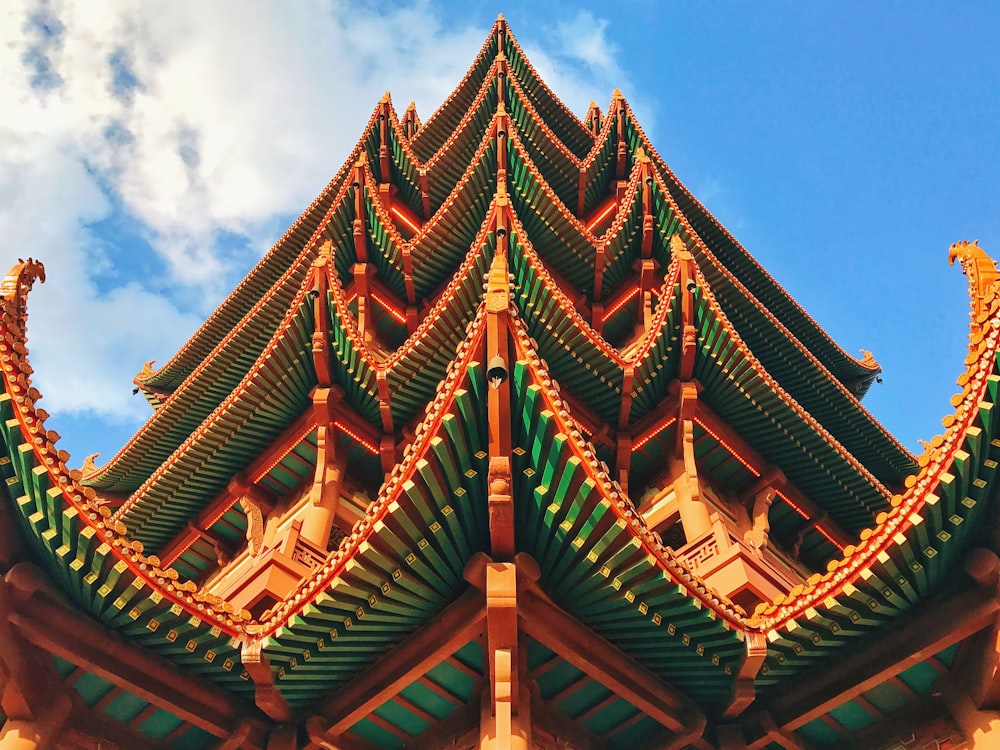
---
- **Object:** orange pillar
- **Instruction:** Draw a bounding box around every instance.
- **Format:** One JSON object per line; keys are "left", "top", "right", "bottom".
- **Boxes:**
{"left": 0, "top": 693, "right": 70, "bottom": 750}
{"left": 675, "top": 420, "right": 711, "bottom": 541}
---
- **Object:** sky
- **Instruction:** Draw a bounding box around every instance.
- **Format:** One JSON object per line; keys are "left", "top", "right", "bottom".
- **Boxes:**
{"left": 0, "top": 0, "right": 997, "bottom": 469}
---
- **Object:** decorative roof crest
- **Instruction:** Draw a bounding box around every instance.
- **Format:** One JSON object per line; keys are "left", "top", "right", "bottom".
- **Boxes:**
{"left": 949, "top": 240, "right": 999, "bottom": 343}
{"left": 0, "top": 258, "right": 45, "bottom": 320}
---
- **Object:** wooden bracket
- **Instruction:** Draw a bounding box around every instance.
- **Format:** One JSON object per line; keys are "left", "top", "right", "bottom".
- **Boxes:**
{"left": 352, "top": 159, "right": 368, "bottom": 263}
{"left": 419, "top": 167, "right": 431, "bottom": 220}
{"left": 378, "top": 98, "right": 392, "bottom": 188}
{"left": 241, "top": 641, "right": 293, "bottom": 723}
{"left": 723, "top": 631, "right": 768, "bottom": 719}
{"left": 375, "top": 370, "right": 394, "bottom": 435}
{"left": 229, "top": 473, "right": 277, "bottom": 558}
{"left": 311, "top": 243, "right": 333, "bottom": 388}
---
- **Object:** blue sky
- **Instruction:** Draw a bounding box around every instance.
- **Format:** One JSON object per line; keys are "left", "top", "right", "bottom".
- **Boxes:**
{"left": 0, "top": 1, "right": 997, "bottom": 468}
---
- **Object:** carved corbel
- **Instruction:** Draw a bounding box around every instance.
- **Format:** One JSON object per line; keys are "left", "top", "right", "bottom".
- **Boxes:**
{"left": 744, "top": 487, "right": 777, "bottom": 553}
{"left": 305, "top": 717, "right": 345, "bottom": 750}
{"left": 488, "top": 456, "right": 514, "bottom": 561}
{"left": 241, "top": 640, "right": 293, "bottom": 723}
{"left": 229, "top": 475, "right": 276, "bottom": 558}
{"left": 723, "top": 631, "right": 768, "bottom": 719}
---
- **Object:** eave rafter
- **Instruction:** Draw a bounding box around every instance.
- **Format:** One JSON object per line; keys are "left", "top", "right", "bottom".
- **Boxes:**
{"left": 131, "top": 102, "right": 383, "bottom": 397}
{"left": 86, "top": 144, "right": 369, "bottom": 493}
{"left": 1, "top": 564, "right": 269, "bottom": 747}
{"left": 621, "top": 96, "right": 884, "bottom": 384}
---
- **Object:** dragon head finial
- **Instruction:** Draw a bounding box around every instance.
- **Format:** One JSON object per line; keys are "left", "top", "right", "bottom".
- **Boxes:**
{"left": 948, "top": 240, "right": 999, "bottom": 346}
{"left": 0, "top": 258, "right": 46, "bottom": 320}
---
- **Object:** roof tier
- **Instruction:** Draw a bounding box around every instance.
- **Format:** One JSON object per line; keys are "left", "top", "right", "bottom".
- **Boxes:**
{"left": 1, "top": 18, "right": 994, "bottom": 749}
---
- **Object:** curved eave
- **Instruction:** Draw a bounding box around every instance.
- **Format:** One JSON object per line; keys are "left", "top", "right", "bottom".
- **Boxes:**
{"left": 86, "top": 227, "right": 327, "bottom": 493}
{"left": 624, "top": 100, "right": 881, "bottom": 386}
{"left": 757, "top": 271, "right": 1000, "bottom": 632}
{"left": 692, "top": 269, "right": 892, "bottom": 534}
{"left": 647, "top": 165, "right": 915, "bottom": 485}
{"left": 692, "top": 243, "right": 915, "bottom": 484}
{"left": 499, "top": 24, "right": 593, "bottom": 159}
{"left": 408, "top": 133, "right": 499, "bottom": 298}
{"left": 507, "top": 221, "right": 627, "bottom": 425}
{"left": 423, "top": 72, "right": 501, "bottom": 211}
{"left": 138, "top": 106, "right": 382, "bottom": 393}
{"left": 508, "top": 309, "right": 748, "bottom": 707}
{"left": 0, "top": 275, "right": 263, "bottom": 688}
{"left": 258, "top": 323, "right": 490, "bottom": 710}
{"left": 324, "top": 203, "right": 496, "bottom": 428}
{"left": 114, "top": 281, "right": 318, "bottom": 552}
{"left": 408, "top": 24, "right": 499, "bottom": 161}
{"left": 504, "top": 71, "right": 583, "bottom": 209}
{"left": 253, "top": 301, "right": 489, "bottom": 624}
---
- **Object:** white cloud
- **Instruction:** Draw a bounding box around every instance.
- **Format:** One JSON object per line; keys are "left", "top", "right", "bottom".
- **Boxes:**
{"left": 0, "top": 1, "right": 629, "bottom": 456}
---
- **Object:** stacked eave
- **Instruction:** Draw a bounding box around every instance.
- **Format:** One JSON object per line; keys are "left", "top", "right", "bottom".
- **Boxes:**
{"left": 1, "top": 17, "right": 996, "bottom": 746}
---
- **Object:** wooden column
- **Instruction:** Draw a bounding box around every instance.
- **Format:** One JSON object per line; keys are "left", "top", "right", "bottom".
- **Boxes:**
{"left": 942, "top": 548, "right": 1000, "bottom": 747}
{"left": 944, "top": 692, "right": 1000, "bottom": 749}
{"left": 481, "top": 562, "right": 528, "bottom": 750}
{"left": 0, "top": 694, "right": 71, "bottom": 750}
{"left": 0, "top": 571, "right": 70, "bottom": 750}
{"left": 301, "top": 387, "right": 347, "bottom": 550}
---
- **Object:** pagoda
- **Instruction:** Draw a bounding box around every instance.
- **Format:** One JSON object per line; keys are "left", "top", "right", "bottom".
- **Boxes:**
{"left": 2, "top": 16, "right": 1000, "bottom": 750}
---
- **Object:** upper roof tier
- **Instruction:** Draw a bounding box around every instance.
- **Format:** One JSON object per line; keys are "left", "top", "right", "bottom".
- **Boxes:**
{"left": 83, "top": 17, "right": 913, "bottom": 499}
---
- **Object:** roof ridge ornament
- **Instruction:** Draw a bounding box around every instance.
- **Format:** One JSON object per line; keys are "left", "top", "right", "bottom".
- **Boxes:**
{"left": 0, "top": 258, "right": 45, "bottom": 321}
{"left": 949, "top": 240, "right": 1000, "bottom": 344}
{"left": 670, "top": 233, "right": 694, "bottom": 262}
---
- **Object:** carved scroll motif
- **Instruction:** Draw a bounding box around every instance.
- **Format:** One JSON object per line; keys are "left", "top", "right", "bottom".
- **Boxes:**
{"left": 240, "top": 496, "right": 266, "bottom": 557}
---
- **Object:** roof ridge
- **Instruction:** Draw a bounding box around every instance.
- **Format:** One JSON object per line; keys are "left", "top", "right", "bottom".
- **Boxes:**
{"left": 622, "top": 97, "right": 882, "bottom": 382}
{"left": 757, "top": 247, "right": 1000, "bottom": 630}
{"left": 644, "top": 161, "right": 916, "bottom": 471}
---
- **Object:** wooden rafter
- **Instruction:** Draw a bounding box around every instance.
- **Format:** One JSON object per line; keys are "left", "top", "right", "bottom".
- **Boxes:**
{"left": 693, "top": 400, "right": 853, "bottom": 550}
{"left": 4, "top": 578, "right": 267, "bottom": 746}
{"left": 518, "top": 585, "right": 694, "bottom": 736}
{"left": 747, "top": 581, "right": 1000, "bottom": 744}
{"left": 313, "top": 587, "right": 485, "bottom": 739}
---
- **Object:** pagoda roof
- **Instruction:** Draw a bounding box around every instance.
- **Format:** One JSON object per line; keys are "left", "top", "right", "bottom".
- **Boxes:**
{"left": 1, "top": 19, "right": 997, "bottom": 748}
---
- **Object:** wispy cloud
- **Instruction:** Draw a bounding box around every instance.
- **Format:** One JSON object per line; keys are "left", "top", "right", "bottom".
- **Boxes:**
{"left": 0, "top": 1, "right": 629, "bottom": 457}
